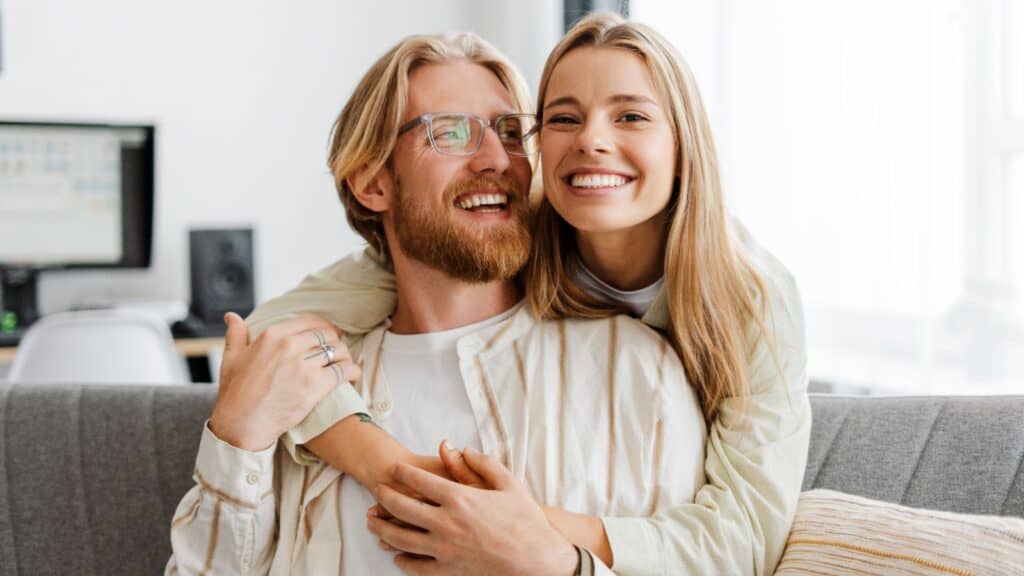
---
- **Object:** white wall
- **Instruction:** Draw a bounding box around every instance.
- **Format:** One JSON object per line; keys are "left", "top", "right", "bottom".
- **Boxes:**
{"left": 0, "top": 0, "right": 559, "bottom": 315}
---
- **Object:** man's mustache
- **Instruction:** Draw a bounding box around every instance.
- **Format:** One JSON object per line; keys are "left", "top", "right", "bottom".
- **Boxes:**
{"left": 445, "top": 176, "right": 522, "bottom": 203}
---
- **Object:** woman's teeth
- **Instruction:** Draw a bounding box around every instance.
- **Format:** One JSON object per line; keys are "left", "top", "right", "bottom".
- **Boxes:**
{"left": 570, "top": 174, "right": 630, "bottom": 188}
{"left": 456, "top": 193, "right": 508, "bottom": 210}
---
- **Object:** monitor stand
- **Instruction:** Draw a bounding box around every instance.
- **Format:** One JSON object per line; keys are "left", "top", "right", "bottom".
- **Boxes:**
{"left": 1, "top": 268, "right": 40, "bottom": 330}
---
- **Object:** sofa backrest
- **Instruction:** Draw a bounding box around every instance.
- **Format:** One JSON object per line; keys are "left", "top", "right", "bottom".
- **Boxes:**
{"left": 0, "top": 384, "right": 211, "bottom": 576}
{"left": 0, "top": 384, "right": 1021, "bottom": 576}
{"left": 803, "top": 395, "right": 1024, "bottom": 517}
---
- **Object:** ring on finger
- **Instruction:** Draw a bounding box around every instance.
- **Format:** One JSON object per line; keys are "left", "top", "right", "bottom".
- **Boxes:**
{"left": 308, "top": 329, "right": 326, "bottom": 348}
{"left": 321, "top": 344, "right": 336, "bottom": 366}
{"left": 304, "top": 343, "right": 336, "bottom": 367}
{"left": 329, "top": 363, "right": 346, "bottom": 386}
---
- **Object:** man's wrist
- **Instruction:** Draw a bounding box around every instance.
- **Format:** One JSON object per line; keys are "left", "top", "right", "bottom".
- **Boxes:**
{"left": 551, "top": 539, "right": 581, "bottom": 576}
{"left": 208, "top": 413, "right": 274, "bottom": 452}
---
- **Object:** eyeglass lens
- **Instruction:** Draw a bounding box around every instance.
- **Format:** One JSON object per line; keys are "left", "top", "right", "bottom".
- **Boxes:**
{"left": 428, "top": 114, "right": 536, "bottom": 156}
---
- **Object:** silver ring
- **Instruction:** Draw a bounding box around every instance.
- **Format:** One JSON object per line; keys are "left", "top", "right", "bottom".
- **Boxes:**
{"left": 304, "top": 343, "right": 336, "bottom": 367}
{"left": 320, "top": 344, "right": 336, "bottom": 366}
{"left": 329, "top": 363, "right": 346, "bottom": 385}
{"left": 306, "top": 329, "right": 326, "bottom": 348}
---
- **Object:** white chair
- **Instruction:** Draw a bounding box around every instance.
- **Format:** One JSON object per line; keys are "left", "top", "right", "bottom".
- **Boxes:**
{"left": 9, "top": 309, "right": 190, "bottom": 384}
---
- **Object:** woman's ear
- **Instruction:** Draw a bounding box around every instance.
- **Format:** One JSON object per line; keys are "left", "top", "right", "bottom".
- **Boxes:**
{"left": 347, "top": 166, "right": 395, "bottom": 213}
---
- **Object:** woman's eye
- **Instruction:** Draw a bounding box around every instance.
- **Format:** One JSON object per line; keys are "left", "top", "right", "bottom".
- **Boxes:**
{"left": 619, "top": 113, "right": 649, "bottom": 123}
{"left": 545, "top": 115, "right": 578, "bottom": 126}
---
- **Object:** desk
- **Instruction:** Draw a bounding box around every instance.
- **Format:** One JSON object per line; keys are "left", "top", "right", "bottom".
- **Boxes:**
{"left": 0, "top": 338, "right": 224, "bottom": 365}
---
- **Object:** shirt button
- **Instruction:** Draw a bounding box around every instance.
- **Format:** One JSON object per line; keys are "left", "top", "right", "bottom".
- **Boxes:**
{"left": 376, "top": 400, "right": 391, "bottom": 411}
{"left": 245, "top": 472, "right": 260, "bottom": 485}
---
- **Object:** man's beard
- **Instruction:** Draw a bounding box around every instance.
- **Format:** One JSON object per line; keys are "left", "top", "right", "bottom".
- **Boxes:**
{"left": 392, "top": 176, "right": 531, "bottom": 283}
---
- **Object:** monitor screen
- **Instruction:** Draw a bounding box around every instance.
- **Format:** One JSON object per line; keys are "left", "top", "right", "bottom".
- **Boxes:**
{"left": 0, "top": 121, "right": 154, "bottom": 270}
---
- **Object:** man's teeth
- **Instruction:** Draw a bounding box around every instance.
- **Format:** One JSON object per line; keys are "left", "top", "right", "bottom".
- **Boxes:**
{"left": 457, "top": 193, "right": 508, "bottom": 210}
{"left": 570, "top": 174, "right": 630, "bottom": 189}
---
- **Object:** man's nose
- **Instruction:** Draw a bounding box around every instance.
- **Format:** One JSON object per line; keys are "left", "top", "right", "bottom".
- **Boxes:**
{"left": 468, "top": 126, "right": 512, "bottom": 174}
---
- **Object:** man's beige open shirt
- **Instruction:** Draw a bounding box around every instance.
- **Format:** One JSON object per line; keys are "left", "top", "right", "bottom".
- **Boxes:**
{"left": 167, "top": 304, "right": 707, "bottom": 575}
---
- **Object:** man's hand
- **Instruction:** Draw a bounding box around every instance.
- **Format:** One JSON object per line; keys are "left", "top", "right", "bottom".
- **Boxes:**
{"left": 366, "top": 448, "right": 578, "bottom": 576}
{"left": 208, "top": 312, "right": 361, "bottom": 451}
{"left": 368, "top": 441, "right": 489, "bottom": 520}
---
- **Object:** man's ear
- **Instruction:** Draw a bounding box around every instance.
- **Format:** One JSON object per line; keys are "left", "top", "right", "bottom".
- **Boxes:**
{"left": 346, "top": 165, "right": 395, "bottom": 213}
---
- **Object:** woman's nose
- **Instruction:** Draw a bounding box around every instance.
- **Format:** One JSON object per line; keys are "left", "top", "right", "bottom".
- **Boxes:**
{"left": 574, "top": 121, "right": 612, "bottom": 155}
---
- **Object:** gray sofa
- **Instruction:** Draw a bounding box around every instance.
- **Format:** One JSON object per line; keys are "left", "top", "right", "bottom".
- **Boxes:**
{"left": 0, "top": 384, "right": 1021, "bottom": 575}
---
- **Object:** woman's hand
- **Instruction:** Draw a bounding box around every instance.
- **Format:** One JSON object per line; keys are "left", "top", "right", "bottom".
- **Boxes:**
{"left": 366, "top": 448, "right": 578, "bottom": 576}
{"left": 434, "top": 440, "right": 488, "bottom": 488}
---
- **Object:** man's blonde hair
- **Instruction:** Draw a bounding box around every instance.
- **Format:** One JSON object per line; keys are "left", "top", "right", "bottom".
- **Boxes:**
{"left": 328, "top": 32, "right": 534, "bottom": 261}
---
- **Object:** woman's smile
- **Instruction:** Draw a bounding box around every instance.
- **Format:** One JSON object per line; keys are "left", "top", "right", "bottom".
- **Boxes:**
{"left": 561, "top": 167, "right": 638, "bottom": 197}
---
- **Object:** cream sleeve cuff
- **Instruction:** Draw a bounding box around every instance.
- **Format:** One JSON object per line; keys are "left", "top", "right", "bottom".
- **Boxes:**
{"left": 282, "top": 383, "right": 371, "bottom": 466}
{"left": 601, "top": 516, "right": 664, "bottom": 576}
{"left": 195, "top": 422, "right": 276, "bottom": 508}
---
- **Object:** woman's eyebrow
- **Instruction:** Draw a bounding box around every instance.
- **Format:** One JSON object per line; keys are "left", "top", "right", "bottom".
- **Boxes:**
{"left": 544, "top": 94, "right": 659, "bottom": 110}
{"left": 544, "top": 96, "right": 579, "bottom": 110}
{"left": 608, "top": 94, "right": 658, "bottom": 105}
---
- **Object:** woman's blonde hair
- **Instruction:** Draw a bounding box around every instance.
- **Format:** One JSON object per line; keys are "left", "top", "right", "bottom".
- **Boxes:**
{"left": 327, "top": 32, "right": 534, "bottom": 261}
{"left": 526, "top": 12, "right": 769, "bottom": 422}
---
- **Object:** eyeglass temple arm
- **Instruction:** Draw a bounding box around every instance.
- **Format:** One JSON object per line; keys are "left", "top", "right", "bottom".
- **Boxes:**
{"left": 397, "top": 115, "right": 427, "bottom": 136}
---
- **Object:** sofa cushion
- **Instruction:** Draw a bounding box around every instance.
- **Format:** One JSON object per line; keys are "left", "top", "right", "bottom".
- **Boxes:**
{"left": 803, "top": 395, "right": 1024, "bottom": 517}
{"left": 0, "top": 383, "right": 215, "bottom": 576}
{"left": 776, "top": 489, "right": 1024, "bottom": 575}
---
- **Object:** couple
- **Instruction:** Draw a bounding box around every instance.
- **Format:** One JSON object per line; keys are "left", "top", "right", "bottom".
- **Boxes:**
{"left": 168, "top": 11, "right": 809, "bottom": 576}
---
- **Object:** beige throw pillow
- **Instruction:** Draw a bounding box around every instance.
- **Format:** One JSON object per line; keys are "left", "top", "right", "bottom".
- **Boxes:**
{"left": 775, "top": 489, "right": 1024, "bottom": 575}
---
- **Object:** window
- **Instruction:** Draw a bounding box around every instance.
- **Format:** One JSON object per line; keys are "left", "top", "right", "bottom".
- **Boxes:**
{"left": 633, "top": 0, "right": 1024, "bottom": 394}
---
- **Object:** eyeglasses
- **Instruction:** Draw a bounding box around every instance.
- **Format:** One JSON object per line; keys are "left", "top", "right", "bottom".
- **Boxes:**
{"left": 397, "top": 112, "right": 539, "bottom": 157}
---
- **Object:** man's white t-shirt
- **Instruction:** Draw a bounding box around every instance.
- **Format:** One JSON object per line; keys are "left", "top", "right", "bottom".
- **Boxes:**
{"left": 339, "top": 306, "right": 517, "bottom": 575}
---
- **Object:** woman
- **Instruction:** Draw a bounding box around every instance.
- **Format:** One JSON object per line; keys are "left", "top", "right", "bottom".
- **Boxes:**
{"left": 521, "top": 12, "right": 810, "bottom": 574}
{"left": 249, "top": 12, "right": 809, "bottom": 575}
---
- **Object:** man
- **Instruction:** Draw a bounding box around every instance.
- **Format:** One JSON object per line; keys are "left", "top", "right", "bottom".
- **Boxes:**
{"left": 166, "top": 31, "right": 704, "bottom": 576}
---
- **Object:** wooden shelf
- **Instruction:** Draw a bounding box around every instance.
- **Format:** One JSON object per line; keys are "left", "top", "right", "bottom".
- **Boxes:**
{"left": 0, "top": 337, "right": 224, "bottom": 364}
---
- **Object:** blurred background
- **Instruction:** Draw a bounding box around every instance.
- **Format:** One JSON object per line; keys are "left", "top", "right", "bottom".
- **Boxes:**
{"left": 0, "top": 0, "right": 1020, "bottom": 395}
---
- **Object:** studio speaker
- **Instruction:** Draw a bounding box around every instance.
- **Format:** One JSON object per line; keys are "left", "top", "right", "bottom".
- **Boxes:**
{"left": 188, "top": 228, "right": 255, "bottom": 325}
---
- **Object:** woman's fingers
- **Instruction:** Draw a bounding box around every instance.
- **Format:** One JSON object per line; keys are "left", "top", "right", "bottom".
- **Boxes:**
{"left": 368, "top": 503, "right": 395, "bottom": 521}
{"left": 438, "top": 441, "right": 488, "bottom": 488}
{"left": 460, "top": 447, "right": 516, "bottom": 491}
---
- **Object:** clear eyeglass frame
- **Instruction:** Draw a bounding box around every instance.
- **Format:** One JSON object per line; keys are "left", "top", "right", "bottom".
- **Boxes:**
{"left": 397, "top": 112, "right": 539, "bottom": 157}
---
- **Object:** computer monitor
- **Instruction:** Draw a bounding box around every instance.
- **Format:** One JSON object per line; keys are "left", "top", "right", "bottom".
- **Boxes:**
{"left": 0, "top": 121, "right": 155, "bottom": 331}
